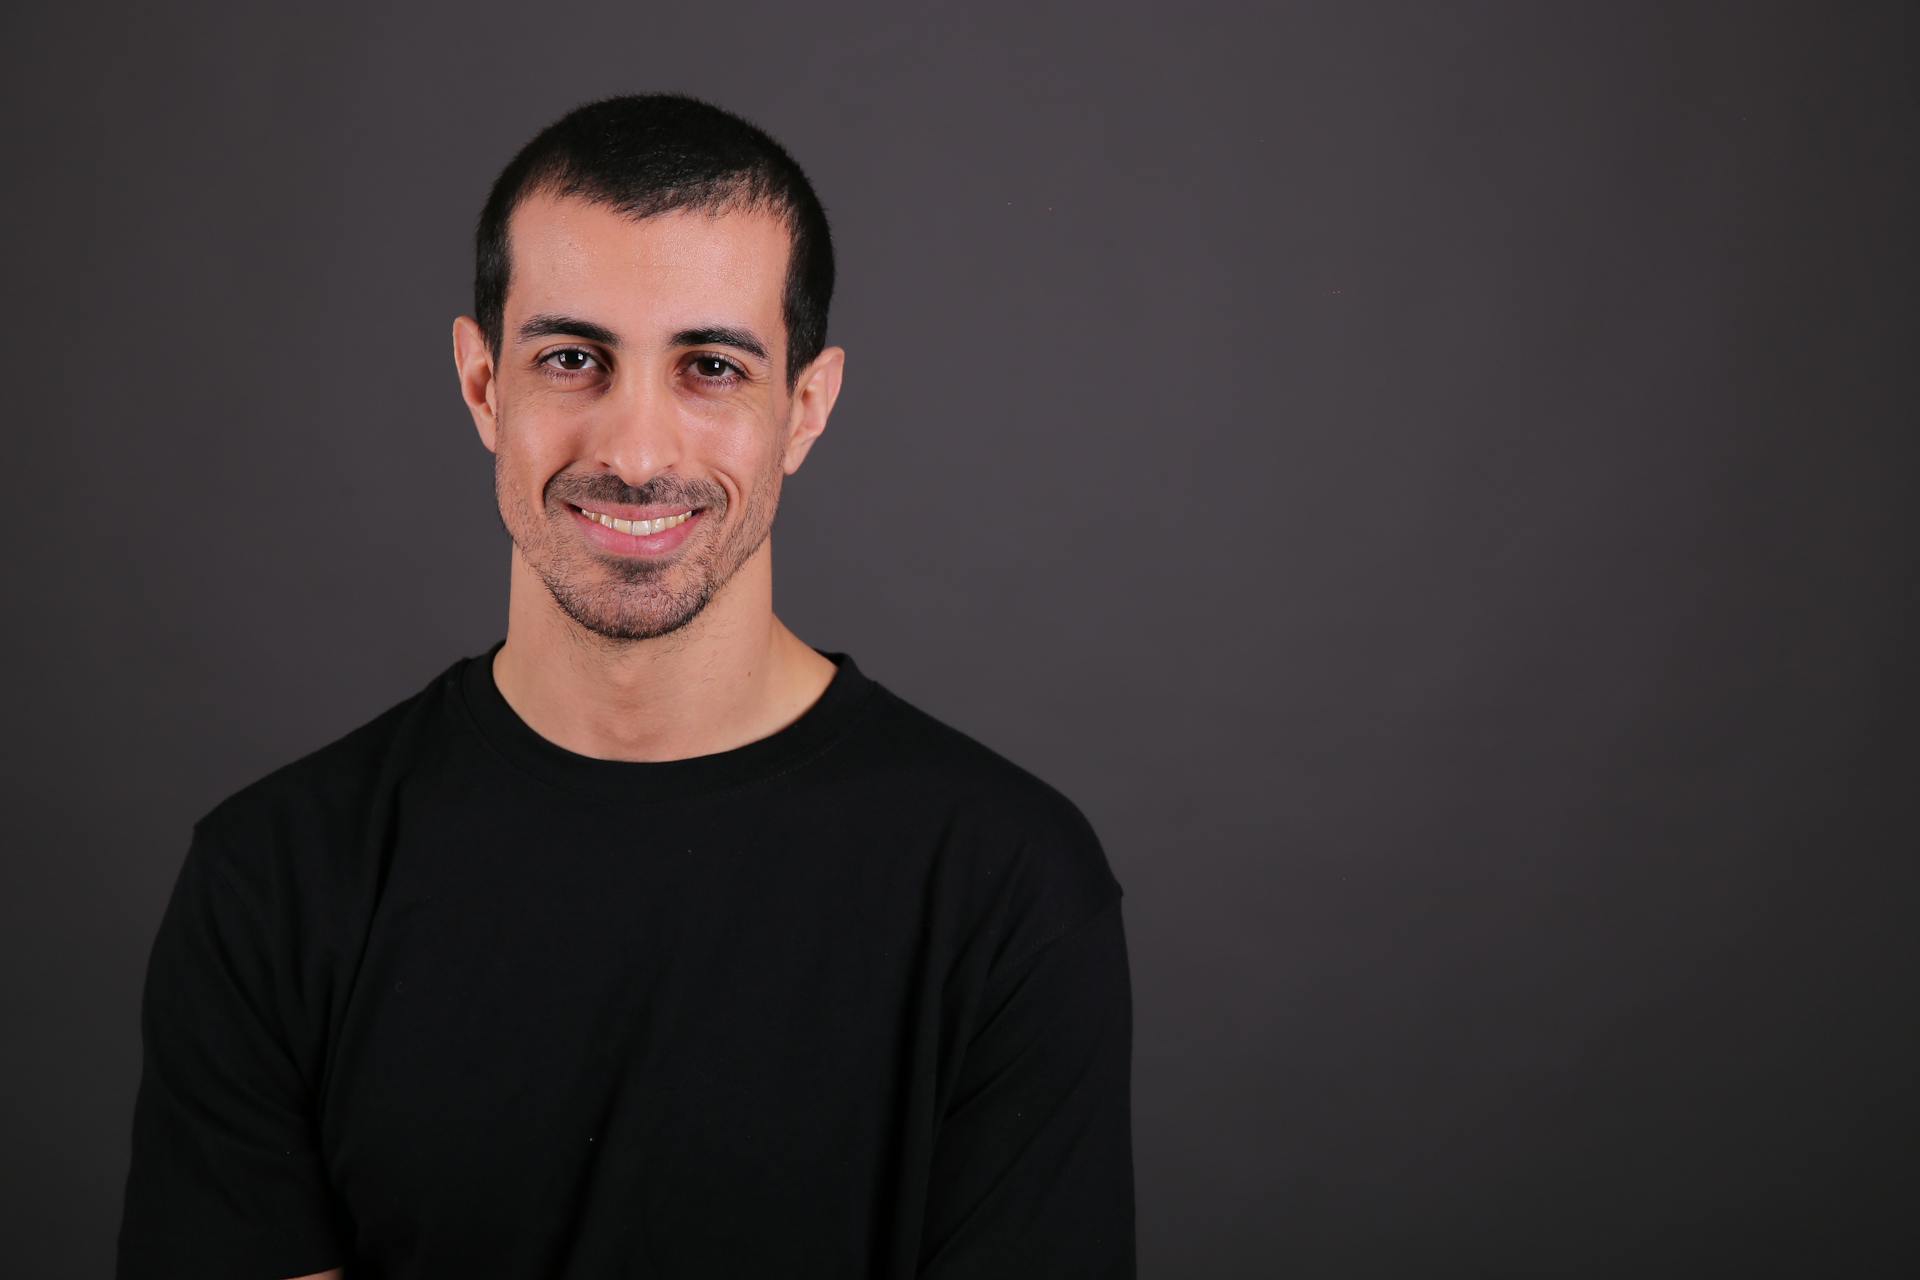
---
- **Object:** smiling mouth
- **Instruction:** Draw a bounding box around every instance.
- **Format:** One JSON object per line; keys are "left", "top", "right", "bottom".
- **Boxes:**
{"left": 567, "top": 503, "right": 705, "bottom": 536}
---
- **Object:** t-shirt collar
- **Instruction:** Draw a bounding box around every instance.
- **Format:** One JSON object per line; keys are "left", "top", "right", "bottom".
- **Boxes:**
{"left": 455, "top": 637, "right": 878, "bottom": 804}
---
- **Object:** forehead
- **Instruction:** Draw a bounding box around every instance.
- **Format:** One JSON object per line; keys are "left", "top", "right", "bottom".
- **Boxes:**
{"left": 504, "top": 191, "right": 790, "bottom": 338}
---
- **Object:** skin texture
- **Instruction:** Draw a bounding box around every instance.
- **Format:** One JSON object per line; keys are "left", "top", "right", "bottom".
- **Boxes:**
{"left": 448, "top": 190, "right": 847, "bottom": 766}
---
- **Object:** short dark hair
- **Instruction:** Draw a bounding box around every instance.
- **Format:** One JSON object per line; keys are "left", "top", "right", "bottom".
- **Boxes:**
{"left": 473, "top": 93, "right": 835, "bottom": 391}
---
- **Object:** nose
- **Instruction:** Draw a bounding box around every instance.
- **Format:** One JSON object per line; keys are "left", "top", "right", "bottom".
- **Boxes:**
{"left": 588, "top": 367, "right": 685, "bottom": 491}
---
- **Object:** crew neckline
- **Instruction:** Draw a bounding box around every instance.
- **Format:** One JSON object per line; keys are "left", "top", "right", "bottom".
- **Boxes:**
{"left": 456, "top": 637, "right": 880, "bottom": 803}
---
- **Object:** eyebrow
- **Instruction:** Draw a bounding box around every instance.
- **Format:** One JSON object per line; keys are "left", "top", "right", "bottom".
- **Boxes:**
{"left": 517, "top": 313, "right": 620, "bottom": 348}
{"left": 515, "top": 313, "right": 770, "bottom": 364}
{"left": 669, "top": 325, "right": 770, "bottom": 364}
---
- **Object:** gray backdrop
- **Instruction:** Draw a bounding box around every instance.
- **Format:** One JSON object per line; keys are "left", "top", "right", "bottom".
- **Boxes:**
{"left": 4, "top": 1, "right": 1914, "bottom": 1274}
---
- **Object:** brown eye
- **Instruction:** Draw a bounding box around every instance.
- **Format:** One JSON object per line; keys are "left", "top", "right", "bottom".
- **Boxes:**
{"left": 690, "top": 355, "right": 745, "bottom": 384}
{"left": 540, "top": 348, "right": 601, "bottom": 376}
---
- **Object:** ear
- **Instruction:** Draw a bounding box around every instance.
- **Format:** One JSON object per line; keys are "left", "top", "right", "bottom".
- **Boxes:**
{"left": 452, "top": 315, "right": 501, "bottom": 453}
{"left": 781, "top": 345, "right": 845, "bottom": 475}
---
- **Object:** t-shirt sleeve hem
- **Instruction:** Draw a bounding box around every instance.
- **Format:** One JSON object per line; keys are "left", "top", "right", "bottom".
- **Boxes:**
{"left": 116, "top": 1224, "right": 347, "bottom": 1280}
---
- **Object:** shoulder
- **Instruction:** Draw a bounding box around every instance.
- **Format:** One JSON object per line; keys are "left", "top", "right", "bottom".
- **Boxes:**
{"left": 855, "top": 678, "right": 1125, "bottom": 965}
{"left": 859, "top": 680, "right": 1112, "bottom": 850}
{"left": 188, "top": 654, "right": 466, "bottom": 906}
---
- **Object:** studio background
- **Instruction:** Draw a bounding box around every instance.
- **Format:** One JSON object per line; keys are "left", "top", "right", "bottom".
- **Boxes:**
{"left": 3, "top": 1, "right": 1914, "bottom": 1274}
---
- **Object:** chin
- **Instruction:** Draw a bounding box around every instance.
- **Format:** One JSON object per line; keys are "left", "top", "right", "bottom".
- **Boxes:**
{"left": 544, "top": 569, "right": 719, "bottom": 644}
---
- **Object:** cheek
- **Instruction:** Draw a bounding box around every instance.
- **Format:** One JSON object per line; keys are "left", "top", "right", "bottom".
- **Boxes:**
{"left": 699, "top": 416, "right": 774, "bottom": 495}
{"left": 497, "top": 408, "right": 576, "bottom": 493}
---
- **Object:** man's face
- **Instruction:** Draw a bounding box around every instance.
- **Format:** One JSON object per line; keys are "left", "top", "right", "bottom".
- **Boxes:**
{"left": 458, "top": 191, "right": 830, "bottom": 643}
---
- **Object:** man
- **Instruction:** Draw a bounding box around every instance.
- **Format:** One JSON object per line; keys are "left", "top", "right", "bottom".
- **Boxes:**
{"left": 116, "top": 92, "right": 1133, "bottom": 1279}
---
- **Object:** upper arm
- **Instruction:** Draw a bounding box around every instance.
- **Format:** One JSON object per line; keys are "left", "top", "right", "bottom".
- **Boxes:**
{"left": 919, "top": 895, "right": 1136, "bottom": 1278}
{"left": 116, "top": 821, "right": 349, "bottom": 1279}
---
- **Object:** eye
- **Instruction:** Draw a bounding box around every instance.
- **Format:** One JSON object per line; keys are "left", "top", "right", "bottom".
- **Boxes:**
{"left": 538, "top": 347, "right": 602, "bottom": 379}
{"left": 688, "top": 354, "right": 747, "bottom": 386}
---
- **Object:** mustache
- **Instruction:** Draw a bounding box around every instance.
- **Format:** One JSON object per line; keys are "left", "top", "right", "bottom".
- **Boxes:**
{"left": 553, "top": 482, "right": 715, "bottom": 509}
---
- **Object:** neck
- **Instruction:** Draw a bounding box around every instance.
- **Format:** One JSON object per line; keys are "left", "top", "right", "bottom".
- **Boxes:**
{"left": 490, "top": 539, "right": 836, "bottom": 763}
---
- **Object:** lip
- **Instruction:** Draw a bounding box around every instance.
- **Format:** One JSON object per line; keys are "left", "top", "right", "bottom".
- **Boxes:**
{"left": 567, "top": 502, "right": 706, "bottom": 558}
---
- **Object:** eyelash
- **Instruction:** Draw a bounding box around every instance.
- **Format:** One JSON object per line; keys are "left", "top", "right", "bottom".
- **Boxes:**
{"left": 538, "top": 347, "right": 746, "bottom": 387}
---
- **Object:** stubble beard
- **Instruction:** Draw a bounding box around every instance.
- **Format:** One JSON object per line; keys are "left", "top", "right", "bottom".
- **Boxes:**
{"left": 492, "top": 414, "right": 783, "bottom": 645}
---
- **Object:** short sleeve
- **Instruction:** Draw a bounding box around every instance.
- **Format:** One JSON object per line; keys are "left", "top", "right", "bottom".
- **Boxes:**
{"left": 919, "top": 895, "right": 1136, "bottom": 1279}
{"left": 116, "top": 821, "right": 348, "bottom": 1279}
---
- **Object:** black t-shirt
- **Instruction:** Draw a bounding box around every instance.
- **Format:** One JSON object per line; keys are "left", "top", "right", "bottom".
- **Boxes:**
{"left": 116, "top": 641, "right": 1133, "bottom": 1279}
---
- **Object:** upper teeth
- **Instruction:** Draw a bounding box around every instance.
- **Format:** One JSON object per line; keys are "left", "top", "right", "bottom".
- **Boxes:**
{"left": 579, "top": 507, "right": 695, "bottom": 535}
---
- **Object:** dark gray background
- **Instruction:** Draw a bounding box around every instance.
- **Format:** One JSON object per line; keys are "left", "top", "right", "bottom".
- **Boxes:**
{"left": 4, "top": 1, "right": 1914, "bottom": 1274}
